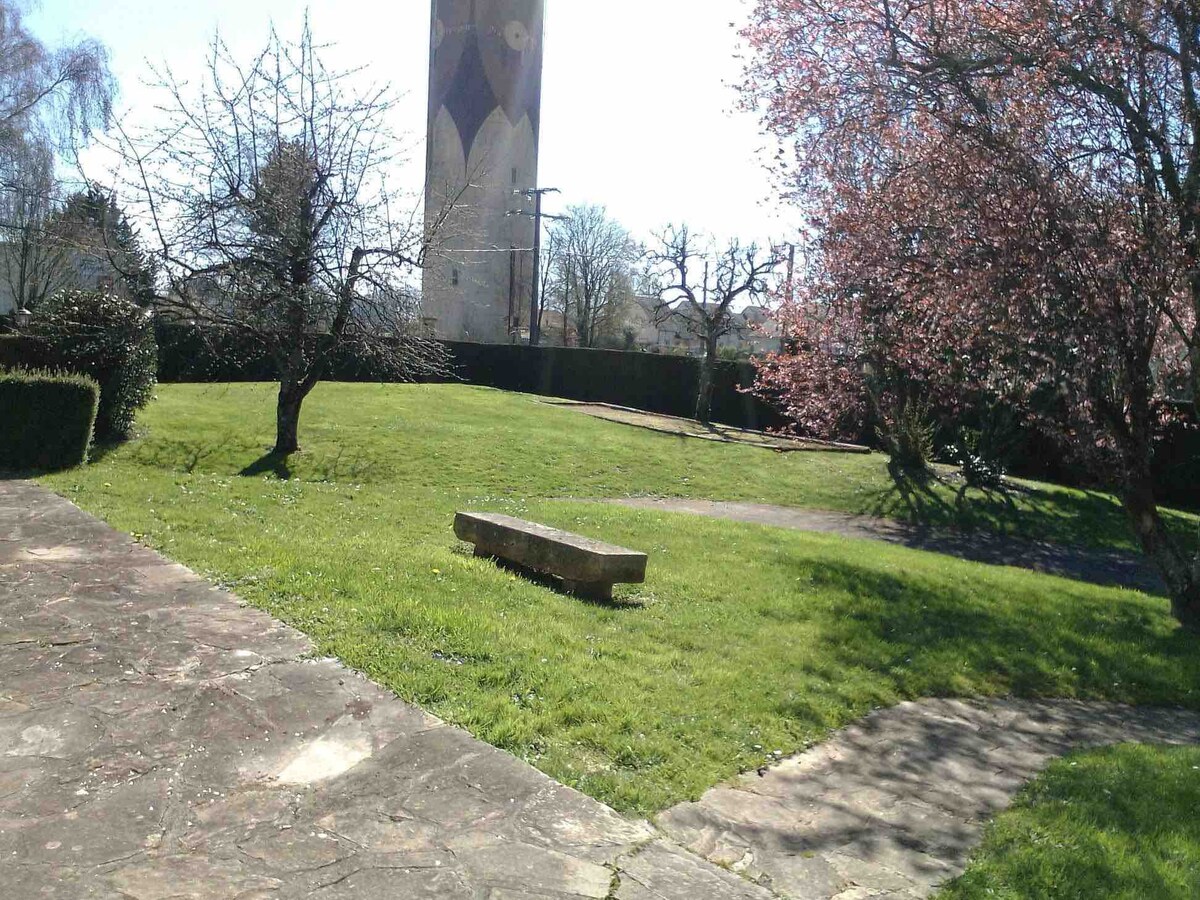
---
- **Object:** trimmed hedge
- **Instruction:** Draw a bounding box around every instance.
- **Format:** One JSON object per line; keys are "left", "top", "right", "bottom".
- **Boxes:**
{"left": 440, "top": 341, "right": 789, "bottom": 432}
{"left": 0, "top": 369, "right": 100, "bottom": 472}
{"left": 153, "top": 325, "right": 788, "bottom": 432}
{"left": 0, "top": 335, "right": 36, "bottom": 369}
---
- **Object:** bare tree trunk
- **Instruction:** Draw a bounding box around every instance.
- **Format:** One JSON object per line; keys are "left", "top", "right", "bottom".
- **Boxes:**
{"left": 1123, "top": 477, "right": 1200, "bottom": 632}
{"left": 1190, "top": 342, "right": 1200, "bottom": 420}
{"left": 274, "top": 383, "right": 305, "bottom": 455}
{"left": 580, "top": 296, "right": 592, "bottom": 348}
{"left": 695, "top": 336, "right": 718, "bottom": 424}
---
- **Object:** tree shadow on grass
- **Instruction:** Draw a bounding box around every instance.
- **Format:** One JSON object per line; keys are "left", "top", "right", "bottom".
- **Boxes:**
{"left": 860, "top": 459, "right": 1138, "bottom": 551}
{"left": 131, "top": 439, "right": 231, "bottom": 475}
{"left": 237, "top": 446, "right": 383, "bottom": 483}
{"left": 792, "top": 556, "right": 1200, "bottom": 707}
{"left": 240, "top": 452, "right": 293, "bottom": 480}
{"left": 861, "top": 461, "right": 957, "bottom": 522}
{"left": 940, "top": 746, "right": 1200, "bottom": 900}
{"left": 864, "top": 459, "right": 1031, "bottom": 526}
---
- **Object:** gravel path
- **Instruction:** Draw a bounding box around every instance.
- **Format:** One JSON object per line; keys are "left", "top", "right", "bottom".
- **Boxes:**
{"left": 608, "top": 498, "right": 1163, "bottom": 594}
{"left": 542, "top": 400, "right": 869, "bottom": 454}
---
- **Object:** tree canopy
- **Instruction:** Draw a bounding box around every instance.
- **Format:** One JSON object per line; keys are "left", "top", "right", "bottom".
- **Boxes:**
{"left": 743, "top": 0, "right": 1200, "bottom": 629}
{"left": 120, "top": 25, "right": 447, "bottom": 454}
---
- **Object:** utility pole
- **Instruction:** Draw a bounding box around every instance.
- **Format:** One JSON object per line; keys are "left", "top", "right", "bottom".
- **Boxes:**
{"left": 509, "top": 188, "right": 567, "bottom": 346}
{"left": 530, "top": 190, "right": 545, "bottom": 345}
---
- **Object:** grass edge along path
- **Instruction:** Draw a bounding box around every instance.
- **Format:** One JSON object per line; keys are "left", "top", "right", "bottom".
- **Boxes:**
{"left": 936, "top": 744, "right": 1200, "bottom": 900}
{"left": 36, "top": 383, "right": 1200, "bottom": 816}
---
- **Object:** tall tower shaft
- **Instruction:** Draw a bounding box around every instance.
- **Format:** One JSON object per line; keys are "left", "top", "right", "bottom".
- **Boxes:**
{"left": 423, "top": 0, "right": 546, "bottom": 343}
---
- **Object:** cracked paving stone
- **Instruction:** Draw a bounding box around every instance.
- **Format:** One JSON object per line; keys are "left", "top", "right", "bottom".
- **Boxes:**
{"left": 615, "top": 840, "right": 776, "bottom": 900}
{"left": 0, "top": 482, "right": 699, "bottom": 899}
{"left": 17, "top": 480, "right": 1181, "bottom": 900}
{"left": 657, "top": 698, "right": 1200, "bottom": 898}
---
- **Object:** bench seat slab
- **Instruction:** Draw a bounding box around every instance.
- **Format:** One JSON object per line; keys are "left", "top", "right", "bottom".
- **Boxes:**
{"left": 455, "top": 512, "right": 647, "bottom": 587}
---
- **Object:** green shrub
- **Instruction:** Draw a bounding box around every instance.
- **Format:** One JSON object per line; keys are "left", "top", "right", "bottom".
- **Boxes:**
{"left": 878, "top": 397, "right": 937, "bottom": 473}
{"left": 0, "top": 368, "right": 100, "bottom": 472}
{"left": 30, "top": 291, "right": 157, "bottom": 441}
{"left": 0, "top": 335, "right": 36, "bottom": 368}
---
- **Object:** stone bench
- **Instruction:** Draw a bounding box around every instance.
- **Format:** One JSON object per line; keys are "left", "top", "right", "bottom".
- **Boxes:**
{"left": 454, "top": 512, "right": 647, "bottom": 601}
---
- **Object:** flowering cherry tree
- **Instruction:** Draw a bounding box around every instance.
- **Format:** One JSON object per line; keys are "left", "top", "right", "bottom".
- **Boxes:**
{"left": 743, "top": 0, "right": 1200, "bottom": 629}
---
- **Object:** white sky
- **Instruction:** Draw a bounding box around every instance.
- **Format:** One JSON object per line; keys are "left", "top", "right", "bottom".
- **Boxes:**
{"left": 27, "top": 0, "right": 800, "bottom": 247}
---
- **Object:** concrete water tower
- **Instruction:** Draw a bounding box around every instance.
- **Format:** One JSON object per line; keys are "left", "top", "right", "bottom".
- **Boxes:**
{"left": 423, "top": 0, "right": 546, "bottom": 342}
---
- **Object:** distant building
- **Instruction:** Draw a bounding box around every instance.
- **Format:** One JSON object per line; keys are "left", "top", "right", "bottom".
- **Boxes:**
{"left": 622, "top": 296, "right": 668, "bottom": 349}
{"left": 733, "top": 305, "right": 784, "bottom": 357}
{"left": 423, "top": 0, "right": 546, "bottom": 343}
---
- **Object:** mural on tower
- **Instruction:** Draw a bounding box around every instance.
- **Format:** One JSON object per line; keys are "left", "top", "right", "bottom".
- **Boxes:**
{"left": 424, "top": 0, "right": 546, "bottom": 342}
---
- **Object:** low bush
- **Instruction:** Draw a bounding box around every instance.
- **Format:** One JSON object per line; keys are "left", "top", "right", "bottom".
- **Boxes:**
{"left": 949, "top": 407, "right": 1022, "bottom": 489}
{"left": 0, "top": 334, "right": 36, "bottom": 368}
{"left": 878, "top": 397, "right": 937, "bottom": 473}
{"left": 0, "top": 368, "right": 100, "bottom": 472}
{"left": 30, "top": 292, "right": 158, "bottom": 441}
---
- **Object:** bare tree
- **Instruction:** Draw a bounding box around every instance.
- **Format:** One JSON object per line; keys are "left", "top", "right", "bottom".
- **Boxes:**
{"left": 0, "top": 1, "right": 112, "bottom": 316}
{"left": 119, "top": 25, "right": 453, "bottom": 455}
{"left": 533, "top": 225, "right": 564, "bottom": 344}
{"left": 651, "top": 226, "right": 780, "bottom": 423}
{"left": 0, "top": 141, "right": 70, "bottom": 310}
{"left": 548, "top": 204, "right": 641, "bottom": 348}
{"left": 0, "top": 1, "right": 111, "bottom": 161}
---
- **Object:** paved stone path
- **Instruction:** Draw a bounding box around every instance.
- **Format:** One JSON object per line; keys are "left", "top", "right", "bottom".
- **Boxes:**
{"left": 658, "top": 699, "right": 1200, "bottom": 899}
{"left": 609, "top": 498, "right": 1162, "bottom": 594}
{"left": 0, "top": 481, "right": 771, "bottom": 899}
{"left": 7, "top": 482, "right": 1197, "bottom": 900}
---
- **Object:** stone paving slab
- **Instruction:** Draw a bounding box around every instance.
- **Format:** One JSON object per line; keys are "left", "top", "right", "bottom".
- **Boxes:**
{"left": 607, "top": 498, "right": 1162, "bottom": 594}
{"left": 0, "top": 481, "right": 749, "bottom": 899}
{"left": 10, "top": 480, "right": 1198, "bottom": 900}
{"left": 613, "top": 841, "right": 774, "bottom": 899}
{"left": 657, "top": 698, "right": 1200, "bottom": 899}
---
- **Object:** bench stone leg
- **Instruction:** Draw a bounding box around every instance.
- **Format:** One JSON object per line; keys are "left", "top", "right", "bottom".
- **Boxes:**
{"left": 561, "top": 580, "right": 614, "bottom": 602}
{"left": 470, "top": 544, "right": 616, "bottom": 602}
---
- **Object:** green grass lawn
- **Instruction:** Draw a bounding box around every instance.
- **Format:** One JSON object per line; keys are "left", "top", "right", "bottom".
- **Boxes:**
{"left": 36, "top": 383, "right": 1200, "bottom": 815}
{"left": 938, "top": 744, "right": 1200, "bottom": 899}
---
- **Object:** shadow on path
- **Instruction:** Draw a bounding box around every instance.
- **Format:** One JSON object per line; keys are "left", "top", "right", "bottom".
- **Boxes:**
{"left": 657, "top": 698, "right": 1200, "bottom": 899}
{"left": 604, "top": 497, "right": 1165, "bottom": 594}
